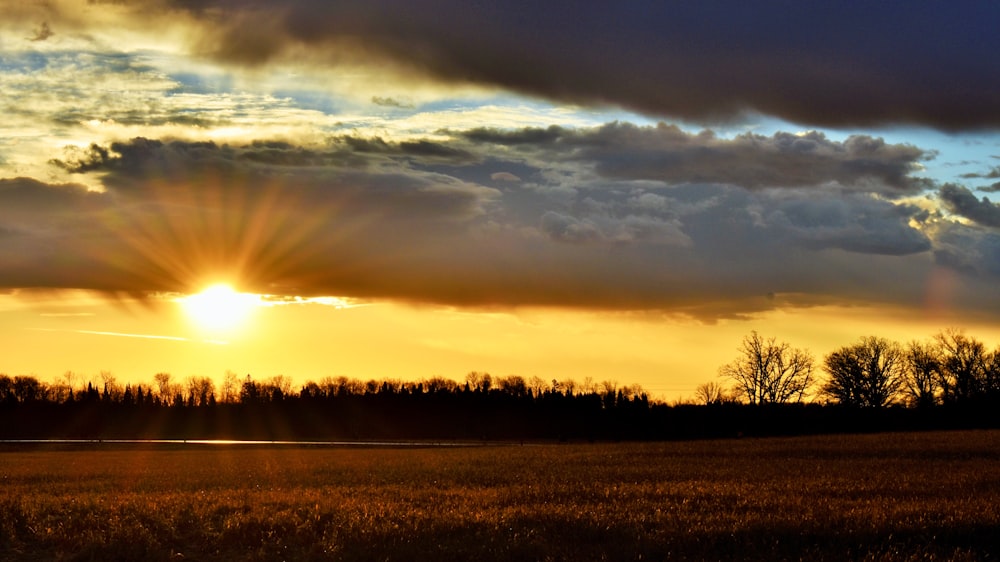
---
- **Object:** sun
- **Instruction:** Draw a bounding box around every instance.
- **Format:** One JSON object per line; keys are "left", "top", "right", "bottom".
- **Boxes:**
{"left": 180, "top": 283, "right": 260, "bottom": 333}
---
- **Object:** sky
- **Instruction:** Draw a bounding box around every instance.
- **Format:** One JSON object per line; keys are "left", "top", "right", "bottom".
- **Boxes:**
{"left": 3, "top": 1, "right": 1000, "bottom": 401}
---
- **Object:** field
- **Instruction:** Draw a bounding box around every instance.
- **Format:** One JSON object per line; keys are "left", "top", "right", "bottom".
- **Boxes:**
{"left": 1, "top": 431, "right": 999, "bottom": 561}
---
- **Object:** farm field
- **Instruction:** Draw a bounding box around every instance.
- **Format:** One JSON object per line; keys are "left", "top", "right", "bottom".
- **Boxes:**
{"left": 2, "top": 431, "right": 999, "bottom": 561}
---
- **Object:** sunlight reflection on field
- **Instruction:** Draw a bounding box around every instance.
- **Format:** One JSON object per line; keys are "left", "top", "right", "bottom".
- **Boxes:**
{"left": 0, "top": 438, "right": 480, "bottom": 447}
{"left": 2, "top": 431, "right": 999, "bottom": 560}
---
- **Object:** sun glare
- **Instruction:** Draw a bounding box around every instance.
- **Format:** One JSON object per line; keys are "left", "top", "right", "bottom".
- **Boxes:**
{"left": 181, "top": 283, "right": 260, "bottom": 333}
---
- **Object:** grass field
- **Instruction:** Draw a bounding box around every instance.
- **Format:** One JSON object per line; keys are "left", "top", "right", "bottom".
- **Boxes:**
{"left": 2, "top": 431, "right": 999, "bottom": 561}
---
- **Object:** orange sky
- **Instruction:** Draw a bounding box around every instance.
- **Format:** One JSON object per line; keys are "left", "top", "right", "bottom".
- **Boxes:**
{"left": 5, "top": 289, "right": 1000, "bottom": 402}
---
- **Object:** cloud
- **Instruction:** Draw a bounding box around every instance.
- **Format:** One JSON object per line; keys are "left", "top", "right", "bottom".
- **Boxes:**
{"left": 0, "top": 177, "right": 120, "bottom": 289}
{"left": 540, "top": 211, "right": 601, "bottom": 245}
{"left": 765, "top": 192, "right": 931, "bottom": 256}
{"left": 939, "top": 184, "right": 1000, "bottom": 228}
{"left": 141, "top": 1, "right": 1000, "bottom": 130}
{"left": 371, "top": 96, "right": 413, "bottom": 109}
{"left": 930, "top": 221, "right": 1000, "bottom": 280}
{"left": 20, "top": 137, "right": 499, "bottom": 295}
{"left": 8, "top": 2, "right": 1000, "bottom": 131}
{"left": 29, "top": 22, "right": 53, "bottom": 42}
{"left": 960, "top": 166, "right": 1000, "bottom": 180}
{"left": 1, "top": 124, "right": 963, "bottom": 320}
{"left": 490, "top": 172, "right": 521, "bottom": 182}
{"left": 459, "top": 123, "right": 932, "bottom": 194}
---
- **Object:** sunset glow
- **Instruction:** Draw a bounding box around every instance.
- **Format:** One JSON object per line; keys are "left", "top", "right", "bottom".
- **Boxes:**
{"left": 1, "top": 2, "right": 1000, "bottom": 402}
{"left": 180, "top": 284, "right": 260, "bottom": 334}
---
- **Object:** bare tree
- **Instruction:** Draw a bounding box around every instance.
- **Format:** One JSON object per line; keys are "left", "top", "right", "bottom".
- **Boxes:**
{"left": 556, "top": 378, "right": 576, "bottom": 396}
{"left": 270, "top": 375, "right": 293, "bottom": 396}
{"left": 902, "top": 340, "right": 940, "bottom": 408}
{"left": 12, "top": 375, "right": 44, "bottom": 402}
{"left": 424, "top": 376, "right": 459, "bottom": 393}
{"left": 100, "top": 370, "right": 123, "bottom": 401}
{"left": 693, "top": 381, "right": 730, "bottom": 405}
{"left": 220, "top": 370, "right": 240, "bottom": 403}
{"left": 497, "top": 375, "right": 528, "bottom": 397}
{"left": 465, "top": 371, "right": 484, "bottom": 391}
{"left": 620, "top": 383, "right": 645, "bottom": 401}
{"left": 528, "top": 376, "right": 549, "bottom": 396}
{"left": 300, "top": 380, "right": 322, "bottom": 398}
{"left": 984, "top": 346, "right": 1000, "bottom": 399}
{"left": 934, "top": 329, "right": 988, "bottom": 403}
{"left": 822, "top": 336, "right": 905, "bottom": 408}
{"left": 62, "top": 370, "right": 79, "bottom": 395}
{"left": 719, "top": 331, "right": 815, "bottom": 404}
{"left": 600, "top": 380, "right": 618, "bottom": 393}
{"left": 47, "top": 373, "right": 72, "bottom": 403}
{"left": 185, "top": 376, "right": 216, "bottom": 406}
{"left": 0, "top": 374, "right": 13, "bottom": 403}
{"left": 153, "top": 372, "right": 173, "bottom": 402}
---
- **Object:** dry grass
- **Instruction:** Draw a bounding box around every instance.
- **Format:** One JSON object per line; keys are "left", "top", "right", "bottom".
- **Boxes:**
{"left": 2, "top": 431, "right": 999, "bottom": 560}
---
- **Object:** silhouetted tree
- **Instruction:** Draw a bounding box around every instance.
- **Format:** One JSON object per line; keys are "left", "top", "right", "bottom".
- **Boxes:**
{"left": 424, "top": 376, "right": 459, "bottom": 393}
{"left": 498, "top": 375, "right": 528, "bottom": 397}
{"left": 934, "top": 329, "right": 988, "bottom": 403}
{"left": 13, "top": 375, "right": 43, "bottom": 403}
{"left": 528, "top": 376, "right": 549, "bottom": 396}
{"left": 983, "top": 346, "right": 1000, "bottom": 400}
{"left": 100, "top": 370, "right": 123, "bottom": 401}
{"left": 822, "top": 336, "right": 905, "bottom": 408}
{"left": 220, "top": 370, "right": 240, "bottom": 403}
{"left": 62, "top": 370, "right": 79, "bottom": 396}
{"left": 902, "top": 340, "right": 941, "bottom": 408}
{"left": 153, "top": 372, "right": 173, "bottom": 402}
{"left": 556, "top": 378, "right": 576, "bottom": 396}
{"left": 719, "top": 331, "right": 815, "bottom": 404}
{"left": 694, "top": 381, "right": 730, "bottom": 405}
{"left": 0, "top": 374, "right": 15, "bottom": 404}
{"left": 268, "top": 375, "right": 293, "bottom": 399}
{"left": 185, "top": 376, "right": 216, "bottom": 407}
{"left": 300, "top": 380, "right": 322, "bottom": 399}
{"left": 240, "top": 375, "right": 260, "bottom": 404}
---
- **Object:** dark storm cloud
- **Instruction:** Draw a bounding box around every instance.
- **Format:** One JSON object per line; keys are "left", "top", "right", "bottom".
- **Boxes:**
{"left": 459, "top": 123, "right": 932, "bottom": 194}
{"left": 765, "top": 193, "right": 931, "bottom": 256}
{"left": 59, "top": 137, "right": 496, "bottom": 220}
{"left": 2, "top": 127, "right": 984, "bottom": 319}
{"left": 12, "top": 137, "right": 499, "bottom": 295}
{"left": 161, "top": 1, "right": 1000, "bottom": 129}
{"left": 939, "top": 184, "right": 1000, "bottom": 229}
{"left": 932, "top": 222, "right": 1000, "bottom": 279}
{"left": 0, "top": 177, "right": 105, "bottom": 214}
{"left": 0, "top": 177, "right": 117, "bottom": 290}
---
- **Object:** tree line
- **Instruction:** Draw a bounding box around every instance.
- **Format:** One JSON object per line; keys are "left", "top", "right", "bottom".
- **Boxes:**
{"left": 705, "top": 328, "right": 1000, "bottom": 409}
{"left": 0, "top": 370, "right": 646, "bottom": 410}
{"left": 0, "top": 370, "right": 655, "bottom": 441}
{"left": 2, "top": 328, "right": 999, "bottom": 441}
